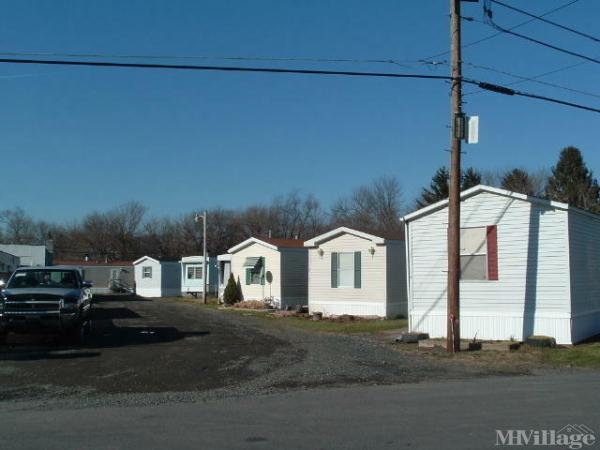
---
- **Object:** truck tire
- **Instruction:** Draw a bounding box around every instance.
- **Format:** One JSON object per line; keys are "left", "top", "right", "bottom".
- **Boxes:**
{"left": 66, "top": 323, "right": 84, "bottom": 345}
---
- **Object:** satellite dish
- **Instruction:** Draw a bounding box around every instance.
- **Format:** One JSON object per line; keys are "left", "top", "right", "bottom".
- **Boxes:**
{"left": 266, "top": 271, "right": 273, "bottom": 284}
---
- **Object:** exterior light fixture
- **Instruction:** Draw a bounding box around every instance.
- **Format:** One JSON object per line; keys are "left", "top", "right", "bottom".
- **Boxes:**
{"left": 317, "top": 248, "right": 324, "bottom": 257}
{"left": 368, "top": 247, "right": 375, "bottom": 256}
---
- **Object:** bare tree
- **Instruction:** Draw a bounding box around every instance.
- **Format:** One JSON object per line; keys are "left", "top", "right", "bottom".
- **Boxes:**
{"left": 331, "top": 176, "right": 404, "bottom": 232}
{"left": 0, "top": 208, "right": 37, "bottom": 244}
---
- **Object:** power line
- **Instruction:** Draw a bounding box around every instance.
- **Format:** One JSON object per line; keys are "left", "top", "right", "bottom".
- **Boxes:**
{"left": 0, "top": 57, "right": 451, "bottom": 80}
{"left": 0, "top": 51, "right": 421, "bottom": 69}
{"left": 0, "top": 56, "right": 598, "bottom": 113}
{"left": 490, "top": 0, "right": 599, "bottom": 43}
{"left": 483, "top": 0, "right": 600, "bottom": 65}
{"left": 463, "top": 61, "right": 600, "bottom": 99}
{"left": 464, "top": 57, "right": 593, "bottom": 96}
{"left": 420, "top": 0, "right": 581, "bottom": 62}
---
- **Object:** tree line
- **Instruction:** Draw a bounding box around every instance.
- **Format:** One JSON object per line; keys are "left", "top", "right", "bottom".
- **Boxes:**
{"left": 416, "top": 147, "right": 599, "bottom": 212}
{"left": 1, "top": 146, "right": 597, "bottom": 262}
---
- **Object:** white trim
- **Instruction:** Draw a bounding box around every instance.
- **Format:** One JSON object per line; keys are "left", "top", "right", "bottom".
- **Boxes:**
{"left": 133, "top": 255, "right": 160, "bottom": 266}
{"left": 180, "top": 255, "right": 208, "bottom": 264}
{"left": 228, "top": 237, "right": 278, "bottom": 254}
{"left": 217, "top": 253, "right": 232, "bottom": 262}
{"left": 304, "top": 227, "right": 386, "bottom": 247}
{"left": 404, "top": 220, "right": 413, "bottom": 331}
{"left": 564, "top": 210, "right": 573, "bottom": 319}
{"left": 402, "top": 185, "right": 574, "bottom": 223}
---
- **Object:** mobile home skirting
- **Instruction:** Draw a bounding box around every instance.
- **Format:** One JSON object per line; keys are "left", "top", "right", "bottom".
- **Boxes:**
{"left": 410, "top": 310, "right": 573, "bottom": 345}
{"left": 310, "top": 301, "right": 386, "bottom": 318}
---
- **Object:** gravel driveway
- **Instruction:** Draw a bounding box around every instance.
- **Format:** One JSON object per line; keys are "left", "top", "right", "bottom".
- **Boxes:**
{"left": 0, "top": 295, "right": 525, "bottom": 408}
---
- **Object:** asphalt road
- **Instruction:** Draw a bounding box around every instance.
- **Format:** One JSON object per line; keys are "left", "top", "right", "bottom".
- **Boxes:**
{"left": 1, "top": 371, "right": 599, "bottom": 450}
{"left": 2, "top": 295, "right": 597, "bottom": 449}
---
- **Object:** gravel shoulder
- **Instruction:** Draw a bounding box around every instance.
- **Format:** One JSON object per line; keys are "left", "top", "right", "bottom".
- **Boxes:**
{"left": 0, "top": 295, "right": 557, "bottom": 410}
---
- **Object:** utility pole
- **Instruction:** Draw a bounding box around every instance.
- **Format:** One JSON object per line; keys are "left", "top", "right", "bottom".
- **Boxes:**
{"left": 448, "top": 0, "right": 463, "bottom": 353}
{"left": 202, "top": 210, "right": 207, "bottom": 304}
{"left": 195, "top": 211, "right": 208, "bottom": 304}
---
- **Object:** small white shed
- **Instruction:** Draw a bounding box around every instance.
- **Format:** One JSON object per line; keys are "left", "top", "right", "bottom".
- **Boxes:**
{"left": 133, "top": 256, "right": 181, "bottom": 298}
{"left": 228, "top": 237, "right": 308, "bottom": 309}
{"left": 403, "top": 185, "right": 600, "bottom": 345}
{"left": 304, "top": 227, "right": 407, "bottom": 318}
{"left": 180, "top": 256, "right": 218, "bottom": 297}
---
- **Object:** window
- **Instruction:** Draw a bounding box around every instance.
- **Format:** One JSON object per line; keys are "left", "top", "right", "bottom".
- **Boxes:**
{"left": 460, "top": 226, "right": 498, "bottom": 281}
{"left": 245, "top": 257, "right": 265, "bottom": 285}
{"left": 142, "top": 266, "right": 152, "bottom": 279}
{"left": 338, "top": 253, "right": 354, "bottom": 287}
{"left": 187, "top": 266, "right": 203, "bottom": 280}
{"left": 7, "top": 269, "right": 80, "bottom": 289}
{"left": 331, "top": 252, "right": 361, "bottom": 288}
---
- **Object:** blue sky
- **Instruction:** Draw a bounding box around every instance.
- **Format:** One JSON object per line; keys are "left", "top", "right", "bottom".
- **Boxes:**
{"left": 0, "top": 0, "right": 598, "bottom": 222}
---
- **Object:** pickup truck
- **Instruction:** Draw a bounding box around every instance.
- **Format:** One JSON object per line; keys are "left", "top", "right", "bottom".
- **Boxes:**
{"left": 0, "top": 266, "right": 93, "bottom": 343}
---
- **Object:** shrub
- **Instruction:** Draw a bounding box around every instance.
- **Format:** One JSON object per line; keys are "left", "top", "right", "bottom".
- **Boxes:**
{"left": 223, "top": 274, "right": 240, "bottom": 305}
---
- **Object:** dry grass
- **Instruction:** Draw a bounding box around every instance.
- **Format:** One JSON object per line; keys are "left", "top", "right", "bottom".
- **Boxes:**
{"left": 231, "top": 300, "right": 272, "bottom": 310}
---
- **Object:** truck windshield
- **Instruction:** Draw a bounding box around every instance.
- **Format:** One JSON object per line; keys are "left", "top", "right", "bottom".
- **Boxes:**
{"left": 7, "top": 270, "right": 79, "bottom": 289}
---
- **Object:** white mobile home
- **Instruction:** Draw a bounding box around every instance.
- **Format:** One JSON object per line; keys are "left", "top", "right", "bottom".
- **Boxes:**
{"left": 133, "top": 256, "right": 181, "bottom": 298}
{"left": 304, "top": 227, "right": 407, "bottom": 318}
{"left": 180, "top": 256, "right": 218, "bottom": 297}
{"left": 217, "top": 253, "right": 232, "bottom": 300}
{"left": 403, "top": 185, "right": 600, "bottom": 345}
{"left": 228, "top": 237, "right": 307, "bottom": 309}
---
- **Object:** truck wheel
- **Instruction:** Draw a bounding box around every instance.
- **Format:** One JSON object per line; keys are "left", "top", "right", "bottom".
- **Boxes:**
{"left": 66, "top": 324, "right": 84, "bottom": 345}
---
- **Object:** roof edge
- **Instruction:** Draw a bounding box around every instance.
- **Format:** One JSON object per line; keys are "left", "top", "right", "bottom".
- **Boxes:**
{"left": 228, "top": 237, "right": 278, "bottom": 254}
{"left": 304, "top": 226, "right": 386, "bottom": 247}
{"left": 402, "top": 184, "right": 572, "bottom": 223}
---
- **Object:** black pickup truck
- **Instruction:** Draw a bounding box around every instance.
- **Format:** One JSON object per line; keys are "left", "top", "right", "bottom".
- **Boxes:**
{"left": 0, "top": 266, "right": 93, "bottom": 343}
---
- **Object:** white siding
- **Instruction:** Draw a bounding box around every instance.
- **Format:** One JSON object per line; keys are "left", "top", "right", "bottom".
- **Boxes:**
{"left": 134, "top": 259, "right": 181, "bottom": 298}
{"left": 386, "top": 241, "right": 408, "bottom": 318}
{"left": 230, "top": 243, "right": 281, "bottom": 304}
{"left": 308, "top": 234, "right": 388, "bottom": 317}
{"left": 134, "top": 258, "right": 162, "bottom": 298}
{"left": 181, "top": 257, "right": 218, "bottom": 295}
{"left": 280, "top": 249, "right": 309, "bottom": 309}
{"left": 568, "top": 209, "right": 600, "bottom": 343}
{"left": 408, "top": 191, "right": 572, "bottom": 344}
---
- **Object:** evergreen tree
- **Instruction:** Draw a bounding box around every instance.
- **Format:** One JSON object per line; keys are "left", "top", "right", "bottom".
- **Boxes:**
{"left": 461, "top": 167, "right": 482, "bottom": 190}
{"left": 416, "top": 167, "right": 449, "bottom": 207}
{"left": 223, "top": 274, "right": 240, "bottom": 305}
{"left": 546, "top": 147, "right": 600, "bottom": 212}
{"left": 416, "top": 166, "right": 482, "bottom": 208}
{"left": 501, "top": 168, "right": 535, "bottom": 196}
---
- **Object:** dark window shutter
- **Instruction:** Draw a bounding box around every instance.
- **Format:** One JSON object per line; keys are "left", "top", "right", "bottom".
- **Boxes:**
{"left": 486, "top": 225, "right": 498, "bottom": 280}
{"left": 354, "top": 251, "right": 362, "bottom": 288}
{"left": 245, "top": 268, "right": 251, "bottom": 285}
{"left": 260, "top": 257, "right": 265, "bottom": 285}
{"left": 331, "top": 252, "right": 338, "bottom": 288}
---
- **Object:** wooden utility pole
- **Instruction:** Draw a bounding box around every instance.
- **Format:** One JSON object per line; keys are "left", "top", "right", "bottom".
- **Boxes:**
{"left": 202, "top": 210, "right": 207, "bottom": 304}
{"left": 195, "top": 211, "right": 208, "bottom": 304}
{"left": 448, "top": 0, "right": 463, "bottom": 353}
